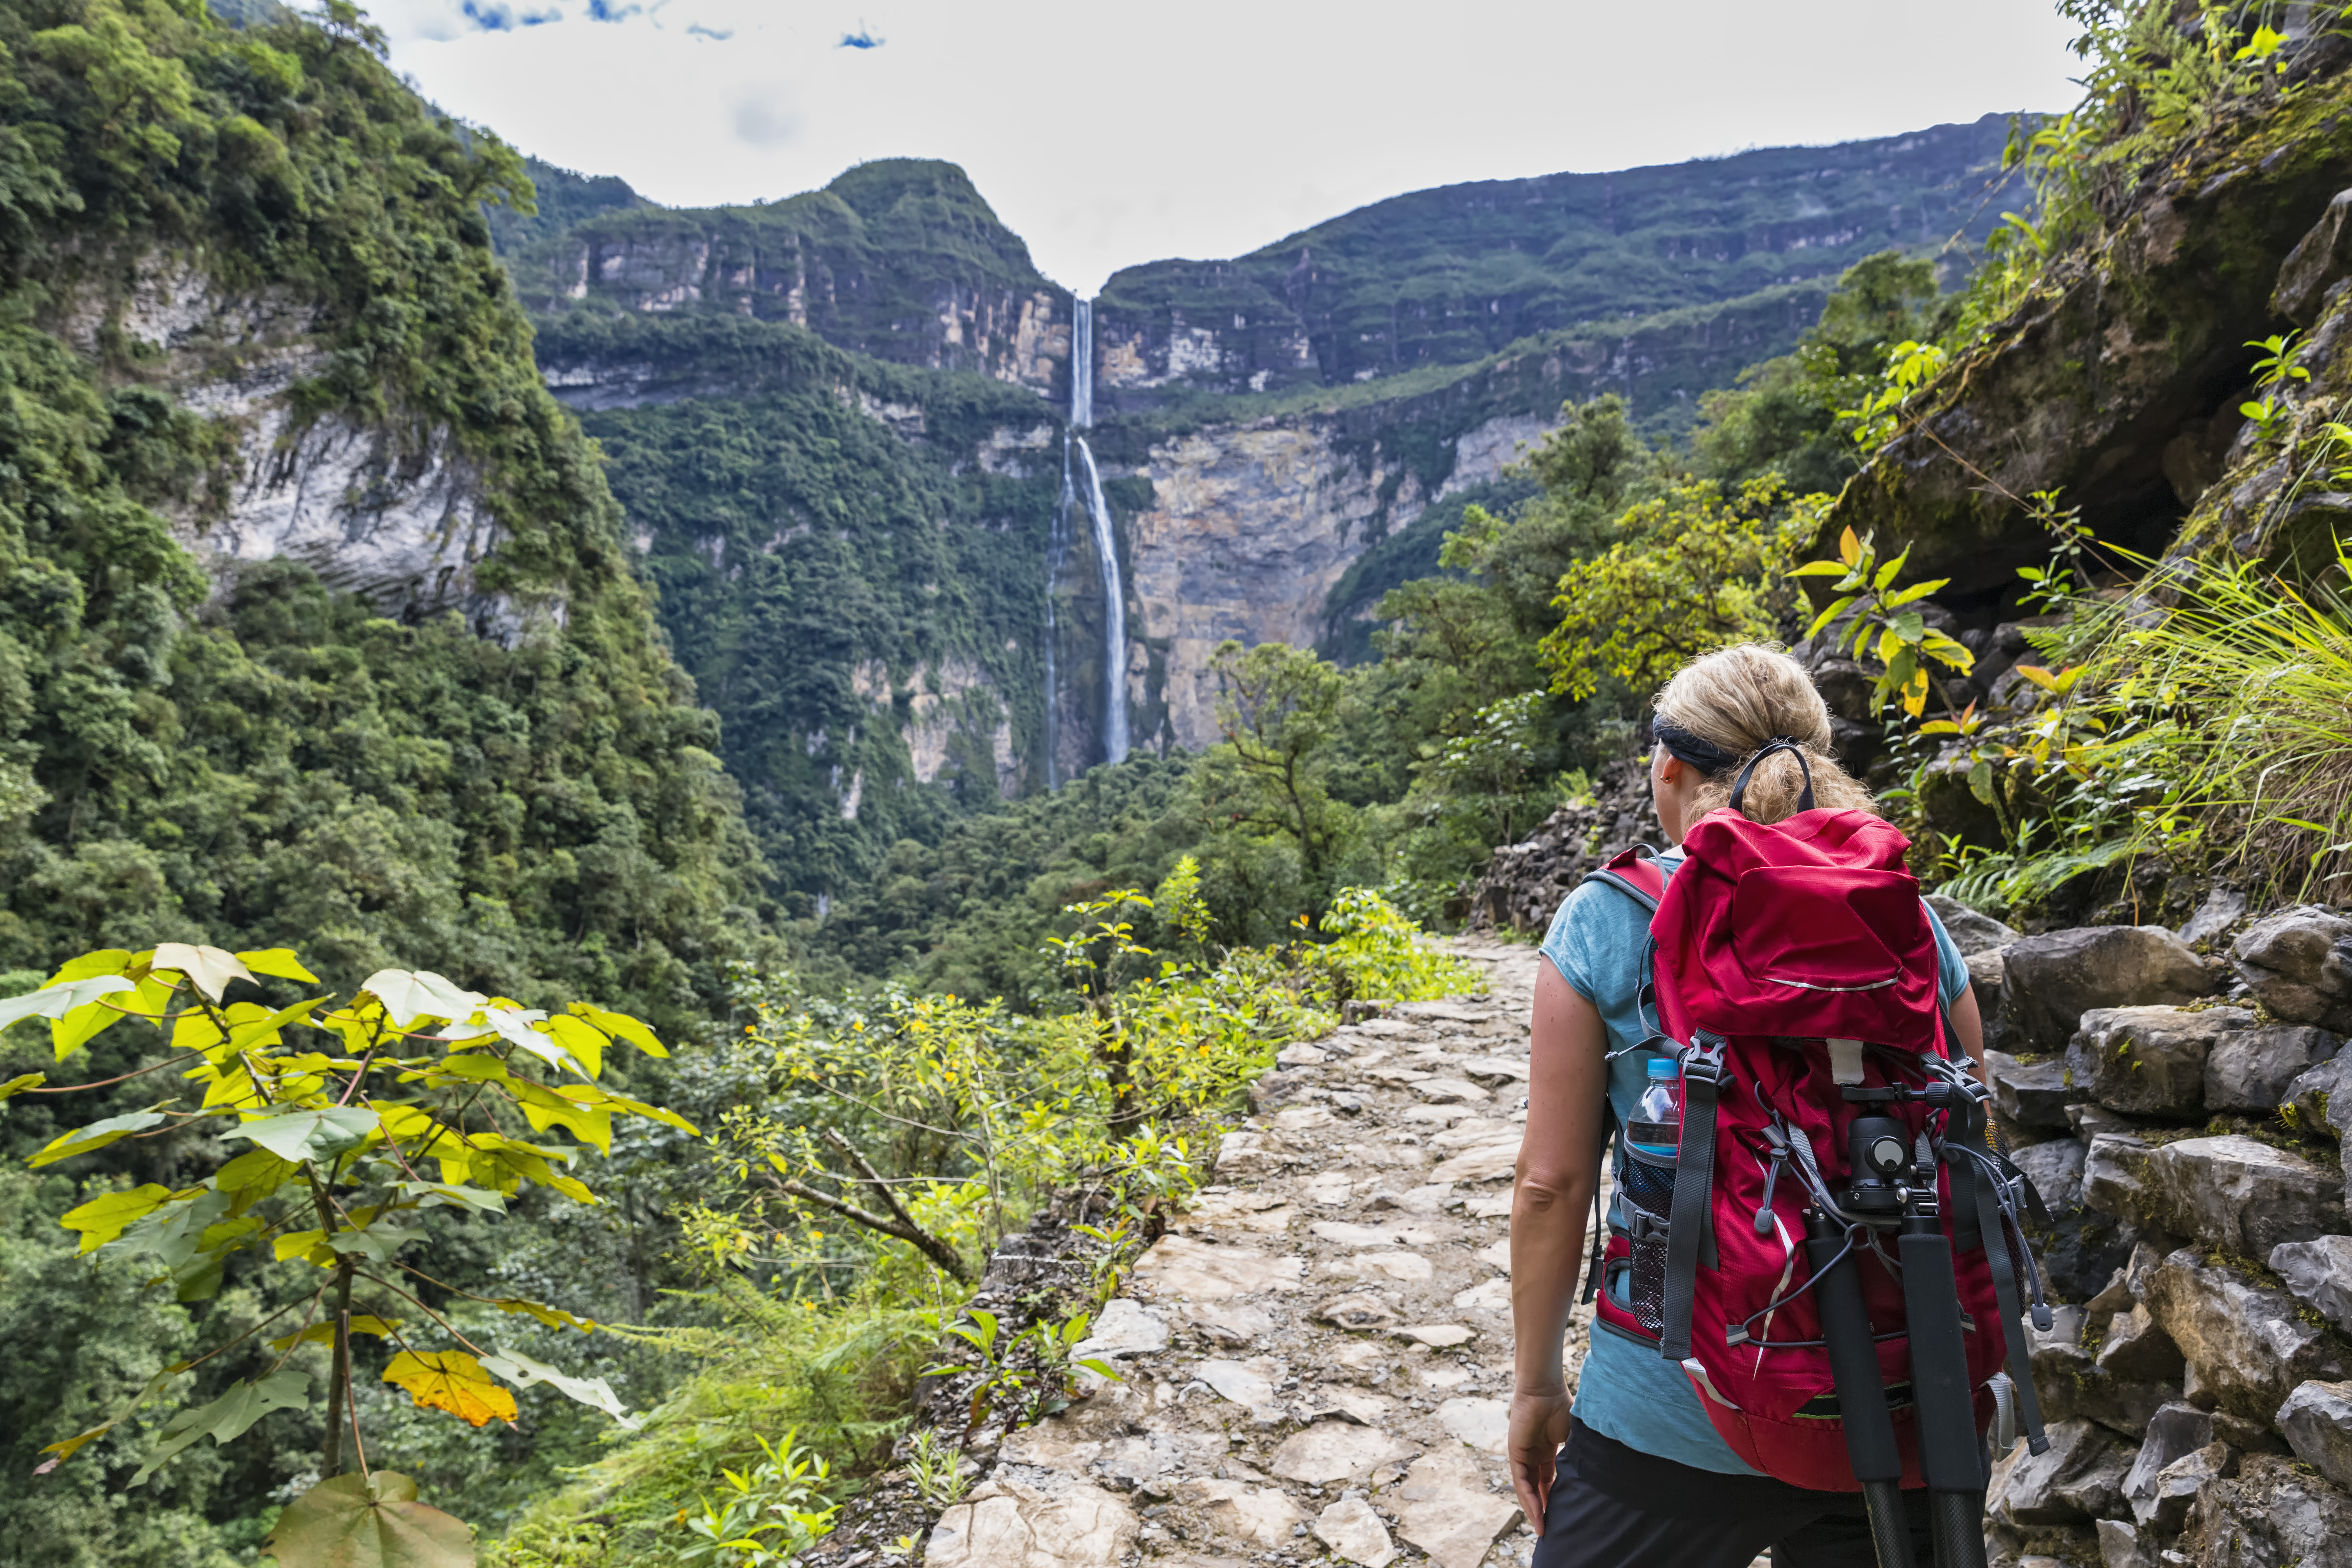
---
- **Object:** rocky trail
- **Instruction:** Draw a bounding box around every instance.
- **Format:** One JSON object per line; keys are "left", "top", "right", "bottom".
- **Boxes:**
{"left": 924, "top": 940, "right": 1571, "bottom": 1568}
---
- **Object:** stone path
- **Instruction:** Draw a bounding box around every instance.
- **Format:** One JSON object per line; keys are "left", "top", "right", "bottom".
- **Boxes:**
{"left": 927, "top": 940, "right": 1575, "bottom": 1568}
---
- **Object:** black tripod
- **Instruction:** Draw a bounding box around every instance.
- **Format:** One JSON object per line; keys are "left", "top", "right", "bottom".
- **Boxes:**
{"left": 1805, "top": 1093, "right": 1989, "bottom": 1568}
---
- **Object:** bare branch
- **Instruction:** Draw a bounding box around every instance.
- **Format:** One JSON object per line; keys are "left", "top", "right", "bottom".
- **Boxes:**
{"left": 772, "top": 1171, "right": 972, "bottom": 1283}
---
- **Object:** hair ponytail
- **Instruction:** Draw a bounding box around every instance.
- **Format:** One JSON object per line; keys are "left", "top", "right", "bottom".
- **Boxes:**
{"left": 1651, "top": 643, "right": 1875, "bottom": 826}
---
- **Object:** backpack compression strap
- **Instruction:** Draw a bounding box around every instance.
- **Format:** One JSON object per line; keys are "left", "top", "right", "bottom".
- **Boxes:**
{"left": 1574, "top": 851, "right": 1666, "bottom": 1304}
{"left": 1660, "top": 1030, "right": 1728, "bottom": 1361}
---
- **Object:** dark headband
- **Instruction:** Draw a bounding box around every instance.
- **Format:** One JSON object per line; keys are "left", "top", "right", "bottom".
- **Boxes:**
{"left": 1650, "top": 719, "right": 1743, "bottom": 777}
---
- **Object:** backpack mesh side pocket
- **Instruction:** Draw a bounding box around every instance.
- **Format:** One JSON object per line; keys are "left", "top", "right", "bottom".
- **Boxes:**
{"left": 1619, "top": 1129, "right": 1678, "bottom": 1336}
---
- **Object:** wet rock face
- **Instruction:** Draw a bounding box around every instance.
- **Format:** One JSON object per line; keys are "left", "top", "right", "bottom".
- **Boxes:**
{"left": 921, "top": 943, "right": 1548, "bottom": 1568}
{"left": 2007, "top": 931, "right": 2222, "bottom": 1056}
{"left": 1819, "top": 76, "right": 2352, "bottom": 597}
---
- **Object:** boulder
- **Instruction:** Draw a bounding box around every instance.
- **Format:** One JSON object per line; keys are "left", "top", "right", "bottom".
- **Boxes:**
{"left": 2004, "top": 927, "right": 2221, "bottom": 1052}
{"left": 2094, "top": 1518, "right": 2156, "bottom": 1568}
{"left": 1927, "top": 893, "right": 2021, "bottom": 956}
{"left": 2280, "top": 1380, "right": 2352, "bottom": 1492}
{"left": 2142, "top": 1441, "right": 2230, "bottom": 1534}
{"left": 1991, "top": 1050, "right": 2082, "bottom": 1129}
{"left": 2287, "top": 1054, "right": 2352, "bottom": 1141}
{"left": 2276, "top": 189, "right": 2352, "bottom": 324}
{"left": 2138, "top": 1134, "right": 2344, "bottom": 1256}
{"left": 2068, "top": 1006, "right": 2252, "bottom": 1117}
{"left": 2028, "top": 1305, "right": 2093, "bottom": 1425}
{"left": 2082, "top": 1132, "right": 2155, "bottom": 1226}
{"left": 1989, "top": 1417, "right": 2129, "bottom": 1525}
{"left": 2274, "top": 1235, "right": 2352, "bottom": 1334}
{"left": 2207, "top": 1024, "right": 2342, "bottom": 1113}
{"left": 2234, "top": 905, "right": 2352, "bottom": 1032}
{"left": 2096, "top": 1304, "right": 2186, "bottom": 1383}
{"left": 2183, "top": 1453, "right": 2352, "bottom": 1568}
{"left": 2143, "top": 1248, "right": 2348, "bottom": 1422}
{"left": 2123, "top": 1401, "right": 2214, "bottom": 1526}
{"left": 1969, "top": 948, "right": 2010, "bottom": 1024}
{"left": 2179, "top": 887, "right": 2250, "bottom": 948}
{"left": 2013, "top": 1137, "right": 2087, "bottom": 1218}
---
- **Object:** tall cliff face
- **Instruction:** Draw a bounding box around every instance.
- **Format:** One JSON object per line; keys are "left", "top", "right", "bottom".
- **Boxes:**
{"left": 0, "top": 1, "right": 758, "bottom": 1019}
{"left": 1090, "top": 116, "right": 2012, "bottom": 411}
{"left": 509, "top": 159, "right": 1070, "bottom": 396}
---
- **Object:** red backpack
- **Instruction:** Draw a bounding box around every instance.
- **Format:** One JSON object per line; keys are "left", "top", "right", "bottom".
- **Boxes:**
{"left": 1579, "top": 743, "right": 2051, "bottom": 1525}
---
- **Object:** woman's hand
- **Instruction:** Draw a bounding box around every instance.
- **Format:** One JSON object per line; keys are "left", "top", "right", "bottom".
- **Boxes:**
{"left": 1506, "top": 1387, "right": 1574, "bottom": 1533}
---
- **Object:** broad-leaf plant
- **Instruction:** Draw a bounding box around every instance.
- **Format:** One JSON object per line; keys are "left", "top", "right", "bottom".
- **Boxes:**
{"left": 0, "top": 942, "right": 696, "bottom": 1568}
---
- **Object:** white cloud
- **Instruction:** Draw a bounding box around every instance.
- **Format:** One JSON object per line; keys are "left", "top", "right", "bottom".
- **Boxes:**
{"left": 375, "top": 0, "right": 2087, "bottom": 295}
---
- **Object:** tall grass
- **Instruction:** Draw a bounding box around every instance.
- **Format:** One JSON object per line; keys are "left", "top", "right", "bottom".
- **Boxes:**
{"left": 2118, "top": 546, "right": 2352, "bottom": 904}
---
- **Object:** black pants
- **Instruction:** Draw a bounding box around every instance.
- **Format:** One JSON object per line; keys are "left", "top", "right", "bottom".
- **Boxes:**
{"left": 1533, "top": 1425, "right": 1939, "bottom": 1568}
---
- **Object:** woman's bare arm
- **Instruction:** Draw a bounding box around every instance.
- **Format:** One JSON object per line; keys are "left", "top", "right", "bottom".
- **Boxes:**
{"left": 1506, "top": 959, "right": 1610, "bottom": 1531}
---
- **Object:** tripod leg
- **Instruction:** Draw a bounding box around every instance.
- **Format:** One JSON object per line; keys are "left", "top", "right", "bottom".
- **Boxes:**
{"left": 1805, "top": 1212, "right": 1916, "bottom": 1568}
{"left": 1898, "top": 1226, "right": 1990, "bottom": 1568}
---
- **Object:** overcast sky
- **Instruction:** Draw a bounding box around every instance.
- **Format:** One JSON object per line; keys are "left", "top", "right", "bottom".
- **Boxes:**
{"left": 370, "top": 0, "right": 2086, "bottom": 296}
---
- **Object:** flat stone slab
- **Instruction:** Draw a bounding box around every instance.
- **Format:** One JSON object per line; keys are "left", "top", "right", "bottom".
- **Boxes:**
{"left": 1131, "top": 1236, "right": 1305, "bottom": 1298}
{"left": 1268, "top": 1421, "right": 1419, "bottom": 1483}
{"left": 1434, "top": 1396, "right": 1508, "bottom": 1454}
{"left": 1429, "top": 1140, "right": 1519, "bottom": 1183}
{"left": 928, "top": 1473, "right": 1140, "bottom": 1568}
{"left": 1392, "top": 1322, "right": 1476, "bottom": 1348}
{"left": 1314, "top": 1496, "right": 1398, "bottom": 1567}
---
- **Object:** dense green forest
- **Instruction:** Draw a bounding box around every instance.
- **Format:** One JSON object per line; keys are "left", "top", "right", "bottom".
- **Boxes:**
{"left": 7, "top": 1, "right": 2352, "bottom": 1566}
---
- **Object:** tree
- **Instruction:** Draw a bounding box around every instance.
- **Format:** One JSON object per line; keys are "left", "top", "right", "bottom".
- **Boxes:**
{"left": 1198, "top": 641, "right": 1354, "bottom": 885}
{"left": 1, "top": 941, "right": 693, "bottom": 1568}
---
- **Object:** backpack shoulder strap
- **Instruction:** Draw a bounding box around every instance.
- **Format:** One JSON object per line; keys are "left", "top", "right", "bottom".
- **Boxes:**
{"left": 1581, "top": 845, "right": 1666, "bottom": 912}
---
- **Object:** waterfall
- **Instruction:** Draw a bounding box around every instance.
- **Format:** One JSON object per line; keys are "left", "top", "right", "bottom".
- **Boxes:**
{"left": 1075, "top": 433, "right": 1128, "bottom": 764}
{"left": 1042, "top": 298, "right": 1126, "bottom": 778}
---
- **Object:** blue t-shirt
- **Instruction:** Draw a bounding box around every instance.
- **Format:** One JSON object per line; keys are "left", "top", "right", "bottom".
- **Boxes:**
{"left": 1537, "top": 848, "right": 1970, "bottom": 1475}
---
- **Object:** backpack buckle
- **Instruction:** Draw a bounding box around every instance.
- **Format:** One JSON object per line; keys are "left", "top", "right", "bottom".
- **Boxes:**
{"left": 1677, "top": 1031, "right": 1731, "bottom": 1087}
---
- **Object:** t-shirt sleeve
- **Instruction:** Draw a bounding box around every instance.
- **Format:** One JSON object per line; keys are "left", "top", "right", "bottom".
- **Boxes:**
{"left": 1922, "top": 903, "right": 1969, "bottom": 1008}
{"left": 1539, "top": 880, "right": 1609, "bottom": 1004}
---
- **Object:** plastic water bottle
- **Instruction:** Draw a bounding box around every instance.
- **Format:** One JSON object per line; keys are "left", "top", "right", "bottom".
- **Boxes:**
{"left": 1626, "top": 1056, "right": 1681, "bottom": 1156}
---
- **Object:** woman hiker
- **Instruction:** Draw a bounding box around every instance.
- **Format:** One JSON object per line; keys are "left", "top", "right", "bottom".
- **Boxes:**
{"left": 1505, "top": 642, "right": 1986, "bottom": 1568}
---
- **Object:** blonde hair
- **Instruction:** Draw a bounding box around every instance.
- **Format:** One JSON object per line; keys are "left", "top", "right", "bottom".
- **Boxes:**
{"left": 1653, "top": 643, "right": 1877, "bottom": 826}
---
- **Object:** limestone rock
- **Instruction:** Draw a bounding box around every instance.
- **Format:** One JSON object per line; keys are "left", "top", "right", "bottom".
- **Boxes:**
{"left": 1452, "top": 1278, "right": 1511, "bottom": 1313}
{"left": 1991, "top": 1050, "right": 2081, "bottom": 1129}
{"left": 2234, "top": 905, "right": 2352, "bottom": 1031}
{"left": 1270, "top": 1421, "right": 1419, "bottom": 1484}
{"left": 1194, "top": 1359, "right": 1276, "bottom": 1408}
{"left": 2276, "top": 190, "right": 2352, "bottom": 323}
{"left": 2094, "top": 1517, "right": 2156, "bottom": 1568}
{"left": 2144, "top": 1441, "right": 2230, "bottom": 1533}
{"left": 1214, "top": 1130, "right": 1292, "bottom": 1179}
{"left": 1177, "top": 1300, "right": 1278, "bottom": 1345}
{"left": 1429, "top": 1140, "right": 1519, "bottom": 1184}
{"left": 2123, "top": 1401, "right": 2214, "bottom": 1526}
{"left": 1346, "top": 1251, "right": 1434, "bottom": 1283}
{"left": 1310, "top": 1221, "right": 1437, "bottom": 1248}
{"left": 2274, "top": 1235, "right": 2352, "bottom": 1334}
{"left": 2029, "top": 1306, "right": 2092, "bottom": 1424}
{"left": 2138, "top": 1134, "right": 2344, "bottom": 1255}
{"left": 2005, "top": 928, "right": 2221, "bottom": 1053}
{"left": 1969, "top": 947, "right": 2011, "bottom": 1023}
{"left": 1927, "top": 893, "right": 2022, "bottom": 956}
{"left": 1069, "top": 1298, "right": 1167, "bottom": 1363}
{"left": 2013, "top": 1134, "right": 2088, "bottom": 1216}
{"left": 2287, "top": 1055, "right": 2352, "bottom": 1141}
{"left": 1394, "top": 1451, "right": 1521, "bottom": 1568}
{"left": 927, "top": 1473, "right": 1140, "bottom": 1568}
{"left": 1989, "top": 1417, "right": 2128, "bottom": 1525}
{"left": 1434, "top": 1396, "right": 1508, "bottom": 1454}
{"left": 2279, "top": 1380, "right": 2352, "bottom": 1492}
{"left": 2207, "top": 1024, "right": 2341, "bottom": 1112}
{"left": 2082, "top": 1132, "right": 2154, "bottom": 1225}
{"left": 2180, "top": 888, "right": 2251, "bottom": 948}
{"left": 2183, "top": 1453, "right": 2352, "bottom": 1568}
{"left": 1131, "top": 1236, "right": 1304, "bottom": 1298}
{"left": 1411, "top": 1078, "right": 1488, "bottom": 1105}
{"left": 2144, "top": 1247, "right": 2348, "bottom": 1421}
{"left": 1276, "top": 1043, "right": 1333, "bottom": 1068}
{"left": 1183, "top": 1478, "right": 1306, "bottom": 1548}
{"left": 1393, "top": 1323, "right": 1475, "bottom": 1348}
{"left": 1313, "top": 1496, "right": 1397, "bottom": 1568}
{"left": 2096, "top": 1304, "right": 2186, "bottom": 1383}
{"left": 2069, "top": 1006, "right": 2250, "bottom": 1117}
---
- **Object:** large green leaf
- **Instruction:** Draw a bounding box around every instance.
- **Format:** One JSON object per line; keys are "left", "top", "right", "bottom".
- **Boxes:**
{"left": 0, "top": 974, "right": 136, "bottom": 1031}
{"left": 265, "top": 1472, "right": 473, "bottom": 1568}
{"left": 129, "top": 1370, "right": 308, "bottom": 1486}
{"left": 232, "top": 1107, "right": 377, "bottom": 1163}
{"left": 31, "top": 1108, "right": 167, "bottom": 1167}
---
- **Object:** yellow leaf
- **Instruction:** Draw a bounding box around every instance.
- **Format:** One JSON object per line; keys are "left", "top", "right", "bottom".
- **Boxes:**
{"left": 60, "top": 1184, "right": 176, "bottom": 1253}
{"left": 237, "top": 948, "right": 320, "bottom": 984}
{"left": 571, "top": 1002, "right": 668, "bottom": 1060}
{"left": 2013, "top": 664, "right": 2059, "bottom": 691}
{"left": 493, "top": 1298, "right": 597, "bottom": 1333}
{"left": 268, "top": 1315, "right": 399, "bottom": 1353}
{"left": 382, "top": 1351, "right": 518, "bottom": 1427}
{"left": 1838, "top": 526, "right": 1861, "bottom": 566}
{"left": 274, "top": 1229, "right": 336, "bottom": 1267}
{"left": 200, "top": 1069, "right": 262, "bottom": 1111}
{"left": 1876, "top": 627, "right": 1904, "bottom": 667}
{"left": 212, "top": 1147, "right": 297, "bottom": 1198}
{"left": 1902, "top": 667, "right": 1931, "bottom": 719}
{"left": 537, "top": 1015, "right": 606, "bottom": 1078}
{"left": 0, "top": 1070, "right": 44, "bottom": 1101}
